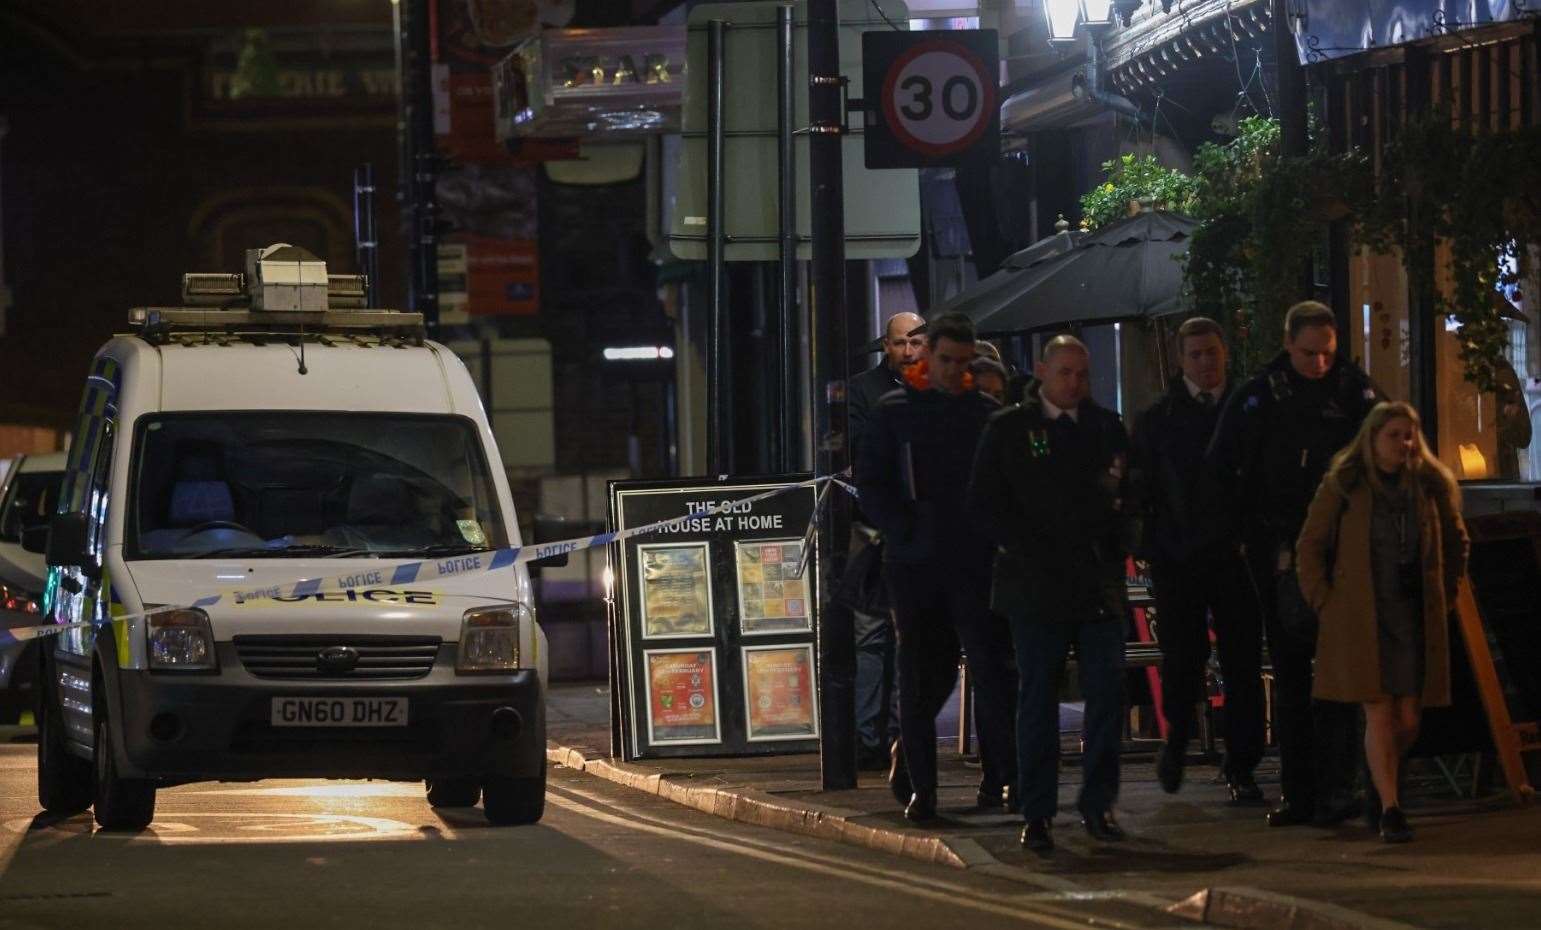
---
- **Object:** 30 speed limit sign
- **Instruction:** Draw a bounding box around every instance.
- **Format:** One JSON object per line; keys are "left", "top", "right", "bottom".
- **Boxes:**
{"left": 863, "top": 30, "right": 999, "bottom": 169}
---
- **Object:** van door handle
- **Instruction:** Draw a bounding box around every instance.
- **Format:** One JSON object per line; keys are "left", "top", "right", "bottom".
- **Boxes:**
{"left": 60, "top": 576, "right": 82, "bottom": 594}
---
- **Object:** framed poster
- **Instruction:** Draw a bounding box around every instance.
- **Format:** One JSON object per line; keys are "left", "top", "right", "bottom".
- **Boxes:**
{"left": 741, "top": 644, "right": 818, "bottom": 742}
{"left": 734, "top": 538, "right": 812, "bottom": 635}
{"left": 643, "top": 648, "right": 721, "bottom": 745}
{"left": 638, "top": 542, "right": 714, "bottom": 639}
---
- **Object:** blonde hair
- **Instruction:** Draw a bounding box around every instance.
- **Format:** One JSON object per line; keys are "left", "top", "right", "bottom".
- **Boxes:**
{"left": 1326, "top": 401, "right": 1458, "bottom": 504}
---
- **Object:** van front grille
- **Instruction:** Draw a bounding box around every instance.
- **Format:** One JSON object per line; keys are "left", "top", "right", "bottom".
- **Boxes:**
{"left": 233, "top": 635, "right": 440, "bottom": 680}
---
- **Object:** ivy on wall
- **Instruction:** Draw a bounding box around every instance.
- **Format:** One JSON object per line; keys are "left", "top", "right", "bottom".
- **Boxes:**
{"left": 1079, "top": 114, "right": 1541, "bottom": 390}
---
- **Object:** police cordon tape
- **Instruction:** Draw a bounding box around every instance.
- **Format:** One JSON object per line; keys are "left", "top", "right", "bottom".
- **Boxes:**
{"left": 0, "top": 475, "right": 856, "bottom": 648}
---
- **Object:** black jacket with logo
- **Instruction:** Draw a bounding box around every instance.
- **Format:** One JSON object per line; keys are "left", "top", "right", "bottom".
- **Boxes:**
{"left": 967, "top": 393, "right": 1130, "bottom": 623}
{"left": 1130, "top": 375, "right": 1231, "bottom": 564}
{"left": 1206, "top": 351, "right": 1381, "bottom": 548}
{"left": 854, "top": 383, "right": 998, "bottom": 568}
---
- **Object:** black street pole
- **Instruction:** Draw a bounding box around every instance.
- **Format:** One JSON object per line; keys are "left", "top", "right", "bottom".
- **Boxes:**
{"left": 396, "top": 0, "right": 439, "bottom": 333}
{"left": 808, "top": 0, "right": 855, "bottom": 792}
{"left": 777, "top": 5, "right": 798, "bottom": 474}
{"left": 353, "top": 163, "right": 379, "bottom": 308}
{"left": 706, "top": 19, "right": 728, "bottom": 476}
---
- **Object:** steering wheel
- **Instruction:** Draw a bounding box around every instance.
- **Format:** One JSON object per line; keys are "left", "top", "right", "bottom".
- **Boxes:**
{"left": 179, "top": 520, "right": 258, "bottom": 539}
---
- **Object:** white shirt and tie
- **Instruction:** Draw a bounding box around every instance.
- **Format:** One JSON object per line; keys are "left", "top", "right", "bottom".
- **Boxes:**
{"left": 1184, "top": 376, "right": 1225, "bottom": 408}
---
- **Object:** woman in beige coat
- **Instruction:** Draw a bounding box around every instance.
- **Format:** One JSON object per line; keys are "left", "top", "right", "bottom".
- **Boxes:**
{"left": 1296, "top": 402, "right": 1468, "bottom": 843}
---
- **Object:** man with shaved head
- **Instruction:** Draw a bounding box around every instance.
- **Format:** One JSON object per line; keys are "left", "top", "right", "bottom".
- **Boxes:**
{"left": 968, "top": 334, "right": 1133, "bottom": 852}
{"left": 841, "top": 311, "right": 926, "bottom": 777}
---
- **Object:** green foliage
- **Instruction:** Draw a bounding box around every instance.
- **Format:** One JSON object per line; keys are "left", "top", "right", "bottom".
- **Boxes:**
{"left": 1079, "top": 114, "right": 1538, "bottom": 390}
{"left": 1183, "top": 117, "right": 1372, "bottom": 374}
{"left": 1355, "top": 115, "right": 1541, "bottom": 392}
{"left": 1078, "top": 153, "right": 1197, "bottom": 230}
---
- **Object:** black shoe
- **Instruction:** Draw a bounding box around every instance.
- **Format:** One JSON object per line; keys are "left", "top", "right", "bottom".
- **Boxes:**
{"left": 887, "top": 740, "right": 911, "bottom": 806}
{"left": 1080, "top": 810, "right": 1126, "bottom": 842}
{"left": 1267, "top": 800, "right": 1314, "bottom": 827}
{"left": 975, "top": 785, "right": 1005, "bottom": 811}
{"left": 1379, "top": 806, "right": 1413, "bottom": 843}
{"left": 1021, "top": 817, "right": 1054, "bottom": 852}
{"left": 1312, "top": 793, "right": 1363, "bottom": 827}
{"left": 904, "top": 789, "right": 937, "bottom": 823}
{"left": 1365, "top": 782, "right": 1382, "bottom": 831}
{"left": 1227, "top": 773, "right": 1265, "bottom": 804}
{"left": 1156, "top": 742, "right": 1184, "bottom": 794}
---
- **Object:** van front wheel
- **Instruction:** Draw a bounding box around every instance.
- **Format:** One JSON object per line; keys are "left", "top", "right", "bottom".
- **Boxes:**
{"left": 93, "top": 710, "right": 155, "bottom": 831}
{"left": 37, "top": 672, "right": 92, "bottom": 816}
{"left": 482, "top": 768, "right": 545, "bottom": 826}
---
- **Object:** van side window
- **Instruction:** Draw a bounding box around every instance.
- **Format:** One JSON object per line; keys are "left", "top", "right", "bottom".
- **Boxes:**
{"left": 86, "top": 423, "right": 114, "bottom": 560}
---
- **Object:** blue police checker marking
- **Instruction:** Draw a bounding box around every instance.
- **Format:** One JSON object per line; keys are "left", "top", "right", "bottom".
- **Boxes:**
{"left": 0, "top": 476, "right": 836, "bottom": 640}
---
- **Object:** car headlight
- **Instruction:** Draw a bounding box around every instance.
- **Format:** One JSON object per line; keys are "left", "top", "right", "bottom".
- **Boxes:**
{"left": 147, "top": 608, "right": 217, "bottom": 670}
{"left": 457, "top": 603, "right": 529, "bottom": 673}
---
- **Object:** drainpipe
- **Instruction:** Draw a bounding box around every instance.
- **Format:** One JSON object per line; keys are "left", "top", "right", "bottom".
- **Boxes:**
{"left": 1071, "top": 38, "right": 1145, "bottom": 124}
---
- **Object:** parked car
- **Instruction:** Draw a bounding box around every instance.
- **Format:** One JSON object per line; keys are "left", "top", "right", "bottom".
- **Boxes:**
{"left": 0, "top": 451, "right": 67, "bottom": 723}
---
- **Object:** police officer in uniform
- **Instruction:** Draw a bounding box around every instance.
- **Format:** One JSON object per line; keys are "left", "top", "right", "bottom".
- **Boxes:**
{"left": 1207, "top": 301, "right": 1382, "bottom": 827}
{"left": 968, "top": 335, "right": 1131, "bottom": 852}
{"left": 1130, "top": 318, "right": 1265, "bottom": 802}
{"left": 856, "top": 312, "right": 1014, "bottom": 822}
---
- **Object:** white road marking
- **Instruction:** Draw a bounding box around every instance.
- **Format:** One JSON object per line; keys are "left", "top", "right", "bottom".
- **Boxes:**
{"left": 544, "top": 784, "right": 1173, "bottom": 930}
{"left": 4, "top": 812, "right": 425, "bottom": 845}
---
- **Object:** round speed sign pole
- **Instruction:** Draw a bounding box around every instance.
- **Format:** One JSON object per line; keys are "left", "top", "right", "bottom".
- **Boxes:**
{"left": 880, "top": 38, "right": 997, "bottom": 160}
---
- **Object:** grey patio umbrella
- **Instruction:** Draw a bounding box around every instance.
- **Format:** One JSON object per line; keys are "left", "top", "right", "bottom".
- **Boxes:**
{"left": 924, "top": 229, "right": 1085, "bottom": 330}
{"left": 968, "top": 210, "right": 1197, "bottom": 336}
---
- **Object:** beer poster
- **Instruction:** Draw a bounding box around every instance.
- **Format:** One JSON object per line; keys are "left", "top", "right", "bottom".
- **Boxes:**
{"left": 638, "top": 542, "right": 714, "bottom": 639}
{"left": 742, "top": 645, "right": 818, "bottom": 741}
{"left": 644, "top": 648, "right": 721, "bottom": 744}
{"left": 734, "top": 539, "right": 811, "bottom": 635}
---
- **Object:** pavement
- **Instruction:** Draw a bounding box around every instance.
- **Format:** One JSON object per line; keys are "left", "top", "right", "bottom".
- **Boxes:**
{"left": 547, "top": 682, "right": 1541, "bottom": 930}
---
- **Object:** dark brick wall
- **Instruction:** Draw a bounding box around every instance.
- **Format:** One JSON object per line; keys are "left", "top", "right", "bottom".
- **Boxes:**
{"left": 0, "top": 28, "right": 404, "bottom": 428}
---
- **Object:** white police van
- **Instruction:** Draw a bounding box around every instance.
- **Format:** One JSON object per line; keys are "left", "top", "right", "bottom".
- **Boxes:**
{"left": 36, "top": 245, "right": 549, "bottom": 830}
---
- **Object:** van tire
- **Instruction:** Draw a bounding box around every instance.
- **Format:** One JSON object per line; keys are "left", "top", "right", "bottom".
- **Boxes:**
{"left": 425, "top": 778, "right": 480, "bottom": 808}
{"left": 37, "top": 671, "right": 93, "bottom": 816}
{"left": 93, "top": 709, "right": 155, "bottom": 831}
{"left": 482, "top": 767, "right": 545, "bottom": 826}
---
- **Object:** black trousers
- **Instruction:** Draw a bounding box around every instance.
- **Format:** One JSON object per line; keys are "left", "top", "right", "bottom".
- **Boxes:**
{"left": 1150, "top": 547, "right": 1266, "bottom": 778}
{"left": 853, "top": 607, "right": 898, "bottom": 753}
{"left": 1246, "top": 541, "right": 1359, "bottom": 810}
{"left": 884, "top": 564, "right": 1015, "bottom": 794}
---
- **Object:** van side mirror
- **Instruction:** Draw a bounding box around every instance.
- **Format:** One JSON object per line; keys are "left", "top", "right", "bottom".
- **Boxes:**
{"left": 20, "top": 524, "right": 50, "bottom": 555}
{"left": 45, "top": 513, "right": 93, "bottom": 571}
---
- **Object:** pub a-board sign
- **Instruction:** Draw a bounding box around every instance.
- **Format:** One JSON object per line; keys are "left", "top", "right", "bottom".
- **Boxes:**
{"left": 607, "top": 475, "right": 821, "bottom": 761}
{"left": 1413, "top": 510, "right": 1541, "bottom": 801}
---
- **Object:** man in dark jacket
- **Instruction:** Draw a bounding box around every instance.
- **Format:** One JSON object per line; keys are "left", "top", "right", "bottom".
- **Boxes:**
{"left": 843, "top": 311, "right": 924, "bottom": 770}
{"left": 968, "top": 335, "right": 1130, "bottom": 852}
{"left": 1130, "top": 318, "right": 1265, "bottom": 803}
{"left": 1207, "top": 301, "right": 1381, "bottom": 828}
{"left": 855, "top": 312, "right": 1013, "bottom": 822}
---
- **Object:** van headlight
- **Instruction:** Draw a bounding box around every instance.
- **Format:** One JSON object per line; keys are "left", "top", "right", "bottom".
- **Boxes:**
{"left": 457, "top": 603, "right": 528, "bottom": 673}
{"left": 147, "top": 608, "right": 217, "bottom": 670}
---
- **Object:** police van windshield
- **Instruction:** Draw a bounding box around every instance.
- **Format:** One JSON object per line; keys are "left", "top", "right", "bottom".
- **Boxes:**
{"left": 129, "top": 413, "right": 507, "bottom": 559}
